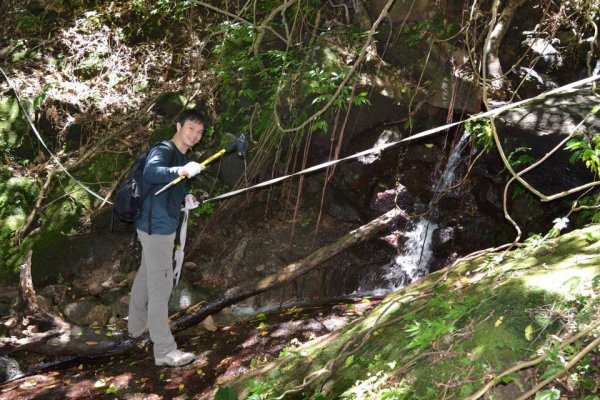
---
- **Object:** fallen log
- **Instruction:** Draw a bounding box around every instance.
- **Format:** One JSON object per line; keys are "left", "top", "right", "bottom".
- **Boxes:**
{"left": 0, "top": 207, "right": 407, "bottom": 360}
{"left": 172, "top": 207, "right": 406, "bottom": 332}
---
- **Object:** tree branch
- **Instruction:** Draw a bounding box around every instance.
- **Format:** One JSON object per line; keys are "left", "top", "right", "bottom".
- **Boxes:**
{"left": 189, "top": 0, "right": 289, "bottom": 45}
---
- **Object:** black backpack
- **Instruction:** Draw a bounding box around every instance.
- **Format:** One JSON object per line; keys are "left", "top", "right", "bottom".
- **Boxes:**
{"left": 112, "top": 140, "right": 176, "bottom": 225}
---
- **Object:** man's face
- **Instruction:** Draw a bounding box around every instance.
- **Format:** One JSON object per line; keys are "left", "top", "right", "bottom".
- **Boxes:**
{"left": 176, "top": 119, "right": 204, "bottom": 149}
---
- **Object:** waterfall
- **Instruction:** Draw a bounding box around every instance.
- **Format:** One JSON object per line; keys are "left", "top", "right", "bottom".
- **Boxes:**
{"left": 358, "top": 132, "right": 471, "bottom": 295}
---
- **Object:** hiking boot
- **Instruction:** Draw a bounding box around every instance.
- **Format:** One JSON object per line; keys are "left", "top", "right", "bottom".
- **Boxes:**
{"left": 155, "top": 349, "right": 195, "bottom": 367}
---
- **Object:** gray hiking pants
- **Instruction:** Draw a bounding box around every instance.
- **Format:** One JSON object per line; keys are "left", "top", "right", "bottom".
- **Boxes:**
{"left": 128, "top": 229, "right": 177, "bottom": 359}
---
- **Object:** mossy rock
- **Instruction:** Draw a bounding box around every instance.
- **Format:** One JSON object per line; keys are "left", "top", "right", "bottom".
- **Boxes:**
{"left": 155, "top": 92, "right": 196, "bottom": 120}
{"left": 218, "top": 224, "right": 600, "bottom": 399}
{"left": 0, "top": 96, "right": 34, "bottom": 159}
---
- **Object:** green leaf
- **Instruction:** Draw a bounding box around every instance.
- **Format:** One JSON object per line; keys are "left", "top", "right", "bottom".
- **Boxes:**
{"left": 214, "top": 386, "right": 238, "bottom": 400}
{"left": 255, "top": 322, "right": 267, "bottom": 330}
{"left": 524, "top": 324, "right": 534, "bottom": 341}
{"left": 534, "top": 388, "right": 560, "bottom": 400}
{"left": 540, "top": 366, "right": 563, "bottom": 381}
{"left": 499, "top": 372, "right": 520, "bottom": 384}
{"left": 343, "top": 355, "right": 354, "bottom": 368}
{"left": 106, "top": 384, "right": 119, "bottom": 394}
{"left": 255, "top": 313, "right": 267, "bottom": 322}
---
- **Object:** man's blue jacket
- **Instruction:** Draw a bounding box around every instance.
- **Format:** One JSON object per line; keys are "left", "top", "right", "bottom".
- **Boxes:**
{"left": 135, "top": 141, "right": 189, "bottom": 235}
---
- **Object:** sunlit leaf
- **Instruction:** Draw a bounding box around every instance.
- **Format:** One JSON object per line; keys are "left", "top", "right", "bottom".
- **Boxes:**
{"left": 255, "top": 313, "right": 267, "bottom": 322}
{"left": 534, "top": 388, "right": 560, "bottom": 400}
{"left": 106, "top": 384, "right": 118, "bottom": 394}
{"left": 256, "top": 322, "right": 267, "bottom": 330}
{"left": 93, "top": 379, "right": 107, "bottom": 388}
{"left": 524, "top": 324, "right": 534, "bottom": 341}
{"left": 343, "top": 355, "right": 354, "bottom": 368}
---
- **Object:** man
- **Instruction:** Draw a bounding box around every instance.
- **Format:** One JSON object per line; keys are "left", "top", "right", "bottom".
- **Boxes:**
{"left": 128, "top": 109, "right": 205, "bottom": 367}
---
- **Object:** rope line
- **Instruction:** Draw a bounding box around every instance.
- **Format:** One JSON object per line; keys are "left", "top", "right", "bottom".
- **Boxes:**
{"left": 205, "top": 74, "right": 600, "bottom": 202}
{"left": 2, "top": 66, "right": 598, "bottom": 207}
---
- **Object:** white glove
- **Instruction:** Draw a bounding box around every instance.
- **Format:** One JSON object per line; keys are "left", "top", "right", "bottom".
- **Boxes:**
{"left": 184, "top": 194, "right": 200, "bottom": 210}
{"left": 179, "top": 161, "right": 203, "bottom": 178}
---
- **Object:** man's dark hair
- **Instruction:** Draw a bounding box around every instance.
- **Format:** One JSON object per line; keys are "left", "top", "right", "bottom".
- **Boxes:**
{"left": 177, "top": 109, "right": 206, "bottom": 126}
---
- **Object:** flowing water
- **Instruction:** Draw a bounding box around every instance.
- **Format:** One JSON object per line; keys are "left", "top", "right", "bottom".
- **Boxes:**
{"left": 358, "top": 132, "right": 471, "bottom": 295}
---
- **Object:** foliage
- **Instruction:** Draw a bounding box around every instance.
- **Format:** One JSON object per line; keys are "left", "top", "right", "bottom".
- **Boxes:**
{"left": 465, "top": 118, "right": 493, "bottom": 150}
{"left": 399, "top": 18, "right": 459, "bottom": 47}
{"left": 132, "top": 0, "right": 191, "bottom": 21}
{"left": 211, "top": 15, "right": 368, "bottom": 147}
{"left": 566, "top": 130, "right": 600, "bottom": 177}
{"left": 245, "top": 380, "right": 277, "bottom": 400}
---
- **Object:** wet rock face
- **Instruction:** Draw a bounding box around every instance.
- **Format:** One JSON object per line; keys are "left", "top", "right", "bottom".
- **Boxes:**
{"left": 0, "top": 356, "right": 22, "bottom": 384}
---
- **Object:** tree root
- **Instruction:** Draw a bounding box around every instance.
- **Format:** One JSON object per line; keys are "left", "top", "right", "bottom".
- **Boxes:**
{"left": 467, "top": 316, "right": 600, "bottom": 400}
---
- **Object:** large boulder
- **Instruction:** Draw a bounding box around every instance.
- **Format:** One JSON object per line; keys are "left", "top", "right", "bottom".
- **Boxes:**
{"left": 495, "top": 83, "right": 598, "bottom": 196}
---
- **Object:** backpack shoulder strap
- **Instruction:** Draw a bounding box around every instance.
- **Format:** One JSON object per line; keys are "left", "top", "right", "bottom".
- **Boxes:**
{"left": 156, "top": 140, "right": 178, "bottom": 167}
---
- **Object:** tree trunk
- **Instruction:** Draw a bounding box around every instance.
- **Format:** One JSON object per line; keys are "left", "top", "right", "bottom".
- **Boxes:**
{"left": 16, "top": 251, "right": 38, "bottom": 315}
{"left": 0, "top": 208, "right": 407, "bottom": 359}
{"left": 486, "top": 0, "right": 527, "bottom": 99}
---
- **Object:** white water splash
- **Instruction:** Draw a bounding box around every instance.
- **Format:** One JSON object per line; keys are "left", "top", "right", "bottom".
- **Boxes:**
{"left": 432, "top": 132, "right": 471, "bottom": 198}
{"left": 358, "top": 132, "right": 471, "bottom": 295}
{"left": 382, "top": 218, "right": 438, "bottom": 289}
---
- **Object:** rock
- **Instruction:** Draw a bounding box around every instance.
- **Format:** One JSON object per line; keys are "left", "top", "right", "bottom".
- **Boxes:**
{"left": 101, "top": 287, "right": 128, "bottom": 305}
{"left": 168, "top": 280, "right": 211, "bottom": 312}
{"left": 101, "top": 279, "right": 114, "bottom": 289}
{"left": 533, "top": 246, "right": 553, "bottom": 257}
{"left": 88, "top": 304, "right": 111, "bottom": 326}
{"left": 0, "top": 286, "right": 17, "bottom": 304}
{"left": 432, "top": 226, "right": 456, "bottom": 255}
{"left": 107, "top": 295, "right": 130, "bottom": 318}
{"left": 218, "top": 151, "right": 252, "bottom": 188}
{"left": 62, "top": 299, "right": 96, "bottom": 325}
{"left": 326, "top": 189, "right": 364, "bottom": 223}
{"left": 35, "top": 295, "right": 53, "bottom": 312}
{"left": 112, "top": 272, "right": 127, "bottom": 283}
{"left": 154, "top": 91, "right": 190, "bottom": 119}
{"left": 183, "top": 261, "right": 197, "bottom": 270}
{"left": 0, "top": 304, "right": 12, "bottom": 318}
{"left": 200, "top": 315, "right": 218, "bottom": 332}
{"left": 0, "top": 356, "right": 22, "bottom": 384}
{"left": 40, "top": 284, "right": 68, "bottom": 306}
{"left": 524, "top": 38, "right": 563, "bottom": 70}
{"left": 87, "top": 282, "right": 103, "bottom": 296}
{"left": 370, "top": 0, "right": 430, "bottom": 23}
{"left": 369, "top": 183, "right": 413, "bottom": 213}
{"left": 511, "top": 67, "right": 558, "bottom": 98}
{"left": 496, "top": 84, "right": 598, "bottom": 196}
{"left": 426, "top": 74, "right": 481, "bottom": 114}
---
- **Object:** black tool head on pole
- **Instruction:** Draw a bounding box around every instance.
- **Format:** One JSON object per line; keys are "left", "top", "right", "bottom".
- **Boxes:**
{"left": 235, "top": 134, "right": 248, "bottom": 159}
{"left": 225, "top": 134, "right": 249, "bottom": 158}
